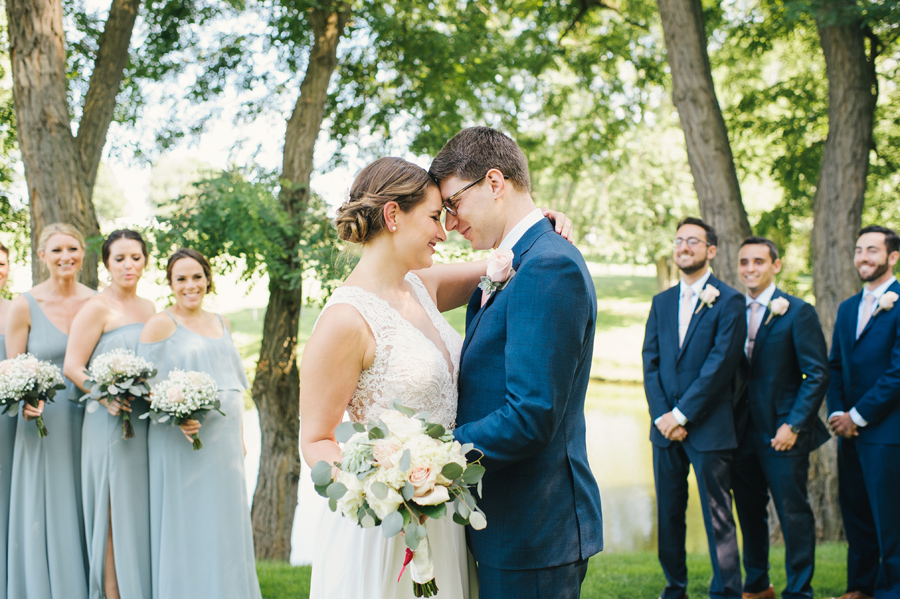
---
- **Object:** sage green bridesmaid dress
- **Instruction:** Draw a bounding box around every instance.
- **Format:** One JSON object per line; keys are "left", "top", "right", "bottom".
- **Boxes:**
{"left": 1, "top": 334, "right": 15, "bottom": 599}
{"left": 6, "top": 293, "right": 88, "bottom": 599}
{"left": 81, "top": 323, "right": 151, "bottom": 599}
{"left": 138, "top": 312, "right": 261, "bottom": 599}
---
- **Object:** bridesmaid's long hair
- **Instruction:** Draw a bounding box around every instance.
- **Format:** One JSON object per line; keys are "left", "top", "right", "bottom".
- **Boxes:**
{"left": 334, "top": 157, "right": 436, "bottom": 244}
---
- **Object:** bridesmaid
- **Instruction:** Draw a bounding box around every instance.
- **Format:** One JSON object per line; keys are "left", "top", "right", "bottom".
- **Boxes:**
{"left": 6, "top": 223, "right": 94, "bottom": 599}
{"left": 138, "top": 248, "right": 261, "bottom": 599}
{"left": 64, "top": 230, "right": 156, "bottom": 599}
{"left": 1, "top": 242, "right": 14, "bottom": 599}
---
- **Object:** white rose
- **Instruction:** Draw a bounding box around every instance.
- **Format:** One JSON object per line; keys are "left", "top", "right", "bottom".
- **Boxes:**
{"left": 879, "top": 291, "right": 898, "bottom": 312}
{"left": 372, "top": 438, "right": 402, "bottom": 468}
{"left": 411, "top": 485, "right": 449, "bottom": 506}
{"left": 379, "top": 410, "right": 426, "bottom": 441}
{"left": 407, "top": 465, "right": 437, "bottom": 497}
{"left": 364, "top": 478, "right": 404, "bottom": 520}
{"left": 335, "top": 470, "right": 365, "bottom": 519}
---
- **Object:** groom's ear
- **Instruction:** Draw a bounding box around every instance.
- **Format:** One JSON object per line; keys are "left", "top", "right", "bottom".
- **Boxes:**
{"left": 486, "top": 169, "right": 506, "bottom": 198}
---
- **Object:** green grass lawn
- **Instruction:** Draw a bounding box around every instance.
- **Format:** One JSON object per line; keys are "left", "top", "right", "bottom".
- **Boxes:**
{"left": 257, "top": 542, "right": 848, "bottom": 598}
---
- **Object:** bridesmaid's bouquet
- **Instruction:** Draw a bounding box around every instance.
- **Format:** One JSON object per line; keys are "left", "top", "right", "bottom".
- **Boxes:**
{"left": 141, "top": 369, "right": 223, "bottom": 450}
{"left": 79, "top": 349, "right": 157, "bottom": 440}
{"left": 312, "top": 401, "right": 487, "bottom": 598}
{"left": 0, "top": 353, "right": 67, "bottom": 438}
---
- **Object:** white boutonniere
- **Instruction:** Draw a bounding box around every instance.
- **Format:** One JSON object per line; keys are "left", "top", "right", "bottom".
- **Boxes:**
{"left": 478, "top": 249, "right": 516, "bottom": 297}
{"left": 764, "top": 297, "right": 790, "bottom": 325}
{"left": 694, "top": 284, "right": 720, "bottom": 314}
{"left": 873, "top": 291, "right": 899, "bottom": 316}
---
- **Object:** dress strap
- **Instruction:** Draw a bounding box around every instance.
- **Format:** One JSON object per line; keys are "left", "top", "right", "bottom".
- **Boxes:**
{"left": 162, "top": 311, "right": 179, "bottom": 325}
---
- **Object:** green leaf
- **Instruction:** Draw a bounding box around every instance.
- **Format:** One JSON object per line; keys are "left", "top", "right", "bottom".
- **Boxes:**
{"left": 401, "top": 482, "right": 415, "bottom": 501}
{"left": 314, "top": 483, "right": 330, "bottom": 498}
{"left": 417, "top": 502, "right": 446, "bottom": 520}
{"left": 452, "top": 511, "right": 467, "bottom": 526}
{"left": 462, "top": 464, "right": 485, "bottom": 485}
{"left": 371, "top": 481, "right": 388, "bottom": 500}
{"left": 368, "top": 426, "right": 385, "bottom": 440}
{"left": 335, "top": 421, "right": 357, "bottom": 443}
{"left": 326, "top": 482, "right": 347, "bottom": 501}
{"left": 381, "top": 511, "right": 404, "bottom": 538}
{"left": 460, "top": 443, "right": 474, "bottom": 455}
{"left": 311, "top": 461, "right": 334, "bottom": 486}
{"left": 404, "top": 521, "right": 420, "bottom": 550}
{"left": 328, "top": 498, "right": 337, "bottom": 512}
{"left": 456, "top": 499, "right": 471, "bottom": 519}
{"left": 399, "top": 449, "right": 411, "bottom": 471}
{"left": 441, "top": 462, "right": 463, "bottom": 480}
{"left": 392, "top": 401, "right": 415, "bottom": 417}
{"left": 425, "top": 423, "right": 445, "bottom": 439}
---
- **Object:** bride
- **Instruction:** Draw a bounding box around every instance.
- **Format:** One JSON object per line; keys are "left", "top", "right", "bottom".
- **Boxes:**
{"left": 299, "top": 157, "right": 569, "bottom": 598}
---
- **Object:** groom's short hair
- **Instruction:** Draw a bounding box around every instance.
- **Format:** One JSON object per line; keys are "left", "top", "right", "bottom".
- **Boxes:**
{"left": 429, "top": 126, "right": 531, "bottom": 193}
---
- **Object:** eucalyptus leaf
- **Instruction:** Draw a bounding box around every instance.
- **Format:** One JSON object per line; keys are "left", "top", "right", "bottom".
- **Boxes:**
{"left": 371, "top": 481, "right": 389, "bottom": 500}
{"left": 352, "top": 422, "right": 366, "bottom": 433}
{"left": 328, "top": 497, "right": 337, "bottom": 512}
{"left": 335, "top": 421, "right": 357, "bottom": 443}
{"left": 401, "top": 482, "right": 415, "bottom": 501}
{"left": 399, "top": 449, "right": 411, "bottom": 471}
{"left": 86, "top": 402, "right": 100, "bottom": 414}
{"left": 456, "top": 500, "right": 471, "bottom": 519}
{"left": 158, "top": 414, "right": 170, "bottom": 423}
{"left": 311, "top": 461, "right": 334, "bottom": 486}
{"left": 425, "top": 423, "right": 445, "bottom": 439}
{"left": 368, "top": 426, "right": 385, "bottom": 440}
{"left": 462, "top": 464, "right": 485, "bottom": 484}
{"left": 441, "top": 462, "right": 463, "bottom": 480}
{"left": 381, "top": 511, "right": 404, "bottom": 538}
{"left": 314, "top": 483, "right": 330, "bottom": 498}
{"left": 391, "top": 401, "right": 415, "bottom": 417}
{"left": 460, "top": 443, "right": 474, "bottom": 455}
{"left": 417, "top": 502, "right": 446, "bottom": 520}
{"left": 326, "top": 482, "right": 347, "bottom": 501}
{"left": 108, "top": 384, "right": 120, "bottom": 395}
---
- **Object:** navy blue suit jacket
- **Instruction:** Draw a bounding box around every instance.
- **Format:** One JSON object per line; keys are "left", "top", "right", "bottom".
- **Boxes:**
{"left": 736, "top": 289, "right": 830, "bottom": 454}
{"left": 642, "top": 274, "right": 746, "bottom": 451}
{"left": 453, "top": 218, "right": 603, "bottom": 570}
{"left": 827, "top": 279, "right": 900, "bottom": 445}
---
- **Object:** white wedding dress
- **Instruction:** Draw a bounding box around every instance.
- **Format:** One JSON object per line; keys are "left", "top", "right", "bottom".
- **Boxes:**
{"left": 308, "top": 273, "right": 478, "bottom": 599}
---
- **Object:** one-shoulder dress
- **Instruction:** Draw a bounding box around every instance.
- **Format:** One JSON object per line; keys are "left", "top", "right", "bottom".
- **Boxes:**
{"left": 308, "top": 273, "right": 477, "bottom": 599}
{"left": 81, "top": 323, "right": 151, "bottom": 599}
{"left": 6, "top": 293, "right": 88, "bottom": 599}
{"left": 137, "top": 312, "right": 261, "bottom": 599}
{"left": 1, "top": 333, "right": 13, "bottom": 599}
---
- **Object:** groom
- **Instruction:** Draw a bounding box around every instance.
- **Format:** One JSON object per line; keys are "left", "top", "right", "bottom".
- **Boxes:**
{"left": 429, "top": 127, "right": 603, "bottom": 599}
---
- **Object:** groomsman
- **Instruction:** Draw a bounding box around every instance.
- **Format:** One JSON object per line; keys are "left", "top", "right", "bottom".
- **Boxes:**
{"left": 827, "top": 225, "right": 900, "bottom": 599}
{"left": 730, "top": 236, "right": 830, "bottom": 599}
{"left": 642, "top": 217, "right": 746, "bottom": 599}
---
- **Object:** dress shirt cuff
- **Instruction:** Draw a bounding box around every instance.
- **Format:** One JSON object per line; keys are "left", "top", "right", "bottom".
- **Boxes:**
{"left": 849, "top": 407, "right": 869, "bottom": 428}
{"left": 828, "top": 411, "right": 844, "bottom": 421}
{"left": 672, "top": 408, "right": 688, "bottom": 426}
{"left": 653, "top": 415, "right": 662, "bottom": 426}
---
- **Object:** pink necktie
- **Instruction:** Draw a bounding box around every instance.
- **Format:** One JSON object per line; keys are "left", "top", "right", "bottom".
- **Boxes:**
{"left": 746, "top": 302, "right": 760, "bottom": 359}
{"left": 857, "top": 293, "right": 876, "bottom": 338}
{"left": 481, "top": 289, "right": 490, "bottom": 308}
{"left": 678, "top": 286, "right": 694, "bottom": 348}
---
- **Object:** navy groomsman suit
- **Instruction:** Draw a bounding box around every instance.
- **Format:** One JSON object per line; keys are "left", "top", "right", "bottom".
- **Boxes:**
{"left": 643, "top": 270, "right": 747, "bottom": 599}
{"left": 732, "top": 284, "right": 830, "bottom": 599}
{"left": 828, "top": 275, "right": 900, "bottom": 599}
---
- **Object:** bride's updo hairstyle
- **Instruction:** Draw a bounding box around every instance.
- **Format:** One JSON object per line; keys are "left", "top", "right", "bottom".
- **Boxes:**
{"left": 335, "top": 157, "right": 436, "bottom": 244}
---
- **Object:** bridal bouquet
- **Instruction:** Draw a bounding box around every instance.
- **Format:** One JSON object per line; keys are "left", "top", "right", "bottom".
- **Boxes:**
{"left": 0, "top": 353, "right": 67, "bottom": 437}
{"left": 79, "top": 349, "right": 156, "bottom": 440}
{"left": 312, "top": 402, "right": 487, "bottom": 598}
{"left": 140, "top": 369, "right": 222, "bottom": 450}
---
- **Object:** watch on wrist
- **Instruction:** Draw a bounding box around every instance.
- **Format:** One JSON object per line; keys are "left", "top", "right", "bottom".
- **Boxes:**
{"left": 788, "top": 424, "right": 801, "bottom": 435}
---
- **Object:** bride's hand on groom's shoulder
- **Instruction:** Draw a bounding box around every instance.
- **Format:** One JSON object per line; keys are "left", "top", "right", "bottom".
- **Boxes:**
{"left": 541, "top": 208, "right": 575, "bottom": 243}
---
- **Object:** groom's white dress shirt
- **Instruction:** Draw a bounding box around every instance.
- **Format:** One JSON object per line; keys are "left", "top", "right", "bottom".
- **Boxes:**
{"left": 499, "top": 208, "right": 544, "bottom": 251}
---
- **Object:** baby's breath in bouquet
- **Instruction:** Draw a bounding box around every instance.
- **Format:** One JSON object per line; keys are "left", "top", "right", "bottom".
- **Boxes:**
{"left": 0, "top": 353, "right": 67, "bottom": 437}
{"left": 312, "top": 401, "right": 486, "bottom": 598}
{"left": 141, "top": 369, "right": 222, "bottom": 450}
{"left": 79, "top": 349, "right": 156, "bottom": 440}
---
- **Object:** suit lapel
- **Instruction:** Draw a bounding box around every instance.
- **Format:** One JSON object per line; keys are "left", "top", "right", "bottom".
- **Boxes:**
{"left": 676, "top": 276, "right": 718, "bottom": 362}
{"left": 459, "top": 219, "right": 552, "bottom": 359}
{"left": 749, "top": 289, "right": 778, "bottom": 367}
{"left": 856, "top": 279, "right": 900, "bottom": 343}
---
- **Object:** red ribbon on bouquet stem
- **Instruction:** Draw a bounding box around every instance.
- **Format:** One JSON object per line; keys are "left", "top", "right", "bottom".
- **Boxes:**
{"left": 397, "top": 548, "right": 415, "bottom": 582}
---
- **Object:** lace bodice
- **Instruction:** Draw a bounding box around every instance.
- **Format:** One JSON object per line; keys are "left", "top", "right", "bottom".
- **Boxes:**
{"left": 318, "top": 273, "right": 462, "bottom": 429}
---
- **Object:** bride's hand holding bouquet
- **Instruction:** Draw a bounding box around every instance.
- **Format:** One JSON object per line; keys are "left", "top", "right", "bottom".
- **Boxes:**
{"left": 312, "top": 401, "right": 487, "bottom": 598}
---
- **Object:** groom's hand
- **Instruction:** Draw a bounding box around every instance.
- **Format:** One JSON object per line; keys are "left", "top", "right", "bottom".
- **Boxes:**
{"left": 655, "top": 411, "right": 680, "bottom": 437}
{"left": 668, "top": 425, "right": 688, "bottom": 442}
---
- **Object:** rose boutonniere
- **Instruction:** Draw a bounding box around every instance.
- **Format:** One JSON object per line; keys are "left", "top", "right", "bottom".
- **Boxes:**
{"left": 478, "top": 249, "right": 515, "bottom": 298}
{"left": 873, "top": 291, "right": 899, "bottom": 316}
{"left": 694, "top": 284, "right": 720, "bottom": 314}
{"left": 764, "top": 297, "right": 790, "bottom": 325}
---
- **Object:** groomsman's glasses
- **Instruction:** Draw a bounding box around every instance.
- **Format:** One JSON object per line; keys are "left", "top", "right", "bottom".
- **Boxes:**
{"left": 673, "top": 237, "right": 710, "bottom": 248}
{"left": 442, "top": 173, "right": 509, "bottom": 216}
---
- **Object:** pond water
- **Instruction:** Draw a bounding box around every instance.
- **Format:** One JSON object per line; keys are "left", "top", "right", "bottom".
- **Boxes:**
{"left": 242, "top": 382, "right": 709, "bottom": 565}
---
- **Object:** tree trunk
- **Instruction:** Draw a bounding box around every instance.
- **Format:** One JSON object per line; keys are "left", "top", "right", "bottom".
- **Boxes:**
{"left": 5, "top": 0, "right": 139, "bottom": 288}
{"left": 808, "top": 2, "right": 878, "bottom": 542}
{"left": 655, "top": 0, "right": 751, "bottom": 289}
{"left": 251, "top": 3, "right": 350, "bottom": 561}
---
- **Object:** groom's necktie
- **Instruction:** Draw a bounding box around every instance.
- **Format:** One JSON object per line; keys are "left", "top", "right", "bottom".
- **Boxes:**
{"left": 678, "top": 286, "right": 694, "bottom": 348}
{"left": 746, "top": 301, "right": 761, "bottom": 359}
{"left": 481, "top": 289, "right": 490, "bottom": 308}
{"left": 857, "top": 293, "right": 876, "bottom": 338}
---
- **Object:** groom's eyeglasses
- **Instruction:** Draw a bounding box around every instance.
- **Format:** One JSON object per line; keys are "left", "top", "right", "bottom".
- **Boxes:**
{"left": 442, "top": 174, "right": 509, "bottom": 216}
